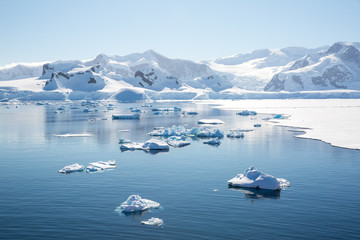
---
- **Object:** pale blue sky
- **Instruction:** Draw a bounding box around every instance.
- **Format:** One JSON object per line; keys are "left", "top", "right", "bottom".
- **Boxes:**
{"left": 0, "top": 0, "right": 359, "bottom": 65}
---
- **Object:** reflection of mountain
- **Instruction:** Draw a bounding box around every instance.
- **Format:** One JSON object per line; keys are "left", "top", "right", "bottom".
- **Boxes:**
{"left": 229, "top": 186, "right": 281, "bottom": 199}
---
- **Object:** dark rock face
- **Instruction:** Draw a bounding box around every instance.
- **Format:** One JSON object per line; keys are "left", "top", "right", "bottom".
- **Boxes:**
{"left": 292, "top": 75, "right": 304, "bottom": 89}
{"left": 340, "top": 45, "right": 360, "bottom": 66}
{"left": 326, "top": 42, "right": 344, "bottom": 55}
{"left": 311, "top": 65, "right": 350, "bottom": 89}
{"left": 135, "top": 70, "right": 154, "bottom": 86}
{"left": 289, "top": 59, "right": 309, "bottom": 71}
{"left": 264, "top": 75, "right": 284, "bottom": 91}
{"left": 88, "top": 78, "right": 96, "bottom": 83}
{"left": 42, "top": 63, "right": 54, "bottom": 76}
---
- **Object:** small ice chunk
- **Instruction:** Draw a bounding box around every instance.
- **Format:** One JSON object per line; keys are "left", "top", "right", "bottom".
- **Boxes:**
{"left": 119, "top": 138, "right": 132, "bottom": 144}
{"left": 130, "top": 107, "right": 141, "bottom": 112}
{"left": 112, "top": 114, "right": 140, "bottom": 119}
{"left": 118, "top": 195, "right": 160, "bottom": 213}
{"left": 254, "top": 124, "right": 261, "bottom": 127}
{"left": 203, "top": 138, "right": 221, "bottom": 145}
{"left": 119, "top": 142, "right": 144, "bottom": 150}
{"left": 58, "top": 163, "right": 84, "bottom": 174}
{"left": 54, "top": 133, "right": 92, "bottom": 137}
{"left": 148, "top": 125, "right": 187, "bottom": 137}
{"left": 167, "top": 136, "right": 191, "bottom": 148}
{"left": 141, "top": 217, "right": 164, "bottom": 226}
{"left": 186, "top": 111, "right": 198, "bottom": 115}
{"left": 237, "top": 110, "right": 257, "bottom": 116}
{"left": 196, "top": 128, "right": 224, "bottom": 138}
{"left": 142, "top": 139, "right": 169, "bottom": 150}
{"left": 198, "top": 119, "right": 224, "bottom": 125}
{"left": 228, "top": 167, "right": 290, "bottom": 190}
{"left": 152, "top": 107, "right": 181, "bottom": 112}
{"left": 227, "top": 132, "right": 245, "bottom": 138}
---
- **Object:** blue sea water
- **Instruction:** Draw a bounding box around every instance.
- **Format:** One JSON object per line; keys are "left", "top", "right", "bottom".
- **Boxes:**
{"left": 0, "top": 101, "right": 359, "bottom": 240}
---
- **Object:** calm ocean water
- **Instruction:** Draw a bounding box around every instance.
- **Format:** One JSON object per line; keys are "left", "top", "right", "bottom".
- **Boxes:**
{"left": 0, "top": 101, "right": 359, "bottom": 240}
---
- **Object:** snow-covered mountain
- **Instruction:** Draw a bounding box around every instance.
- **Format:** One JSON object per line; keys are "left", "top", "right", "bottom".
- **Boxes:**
{"left": 0, "top": 42, "right": 360, "bottom": 101}
{"left": 264, "top": 42, "right": 360, "bottom": 91}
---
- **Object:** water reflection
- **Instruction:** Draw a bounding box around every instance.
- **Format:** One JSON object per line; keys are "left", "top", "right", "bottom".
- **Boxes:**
{"left": 229, "top": 186, "right": 281, "bottom": 199}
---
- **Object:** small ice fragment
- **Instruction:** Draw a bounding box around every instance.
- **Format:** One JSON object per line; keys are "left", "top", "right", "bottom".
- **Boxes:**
{"left": 186, "top": 111, "right": 198, "bottom": 115}
{"left": 54, "top": 133, "right": 92, "bottom": 137}
{"left": 117, "top": 195, "right": 160, "bottom": 213}
{"left": 58, "top": 163, "right": 84, "bottom": 174}
{"left": 227, "top": 132, "right": 245, "bottom": 138}
{"left": 152, "top": 107, "right": 181, "bottom": 112}
{"left": 86, "top": 160, "right": 116, "bottom": 172}
{"left": 203, "top": 138, "right": 221, "bottom": 145}
{"left": 119, "top": 142, "right": 144, "bottom": 150}
{"left": 236, "top": 110, "right": 257, "bottom": 116}
{"left": 141, "top": 217, "right": 164, "bottom": 226}
{"left": 129, "top": 107, "right": 141, "bottom": 112}
{"left": 112, "top": 114, "right": 140, "bottom": 119}
{"left": 166, "top": 137, "right": 191, "bottom": 148}
{"left": 227, "top": 167, "right": 290, "bottom": 190}
{"left": 254, "top": 124, "right": 261, "bottom": 127}
{"left": 119, "top": 139, "right": 132, "bottom": 144}
{"left": 196, "top": 128, "right": 224, "bottom": 138}
{"left": 198, "top": 119, "right": 224, "bottom": 125}
{"left": 142, "top": 139, "right": 169, "bottom": 150}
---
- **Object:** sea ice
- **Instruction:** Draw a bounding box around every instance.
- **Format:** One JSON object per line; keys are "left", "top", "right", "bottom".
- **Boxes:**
{"left": 58, "top": 163, "right": 84, "bottom": 174}
{"left": 142, "top": 139, "right": 169, "bottom": 150}
{"left": 152, "top": 107, "right": 181, "bottom": 112}
{"left": 130, "top": 107, "right": 141, "bottom": 112}
{"left": 227, "top": 167, "right": 290, "bottom": 190}
{"left": 86, "top": 160, "right": 116, "bottom": 172}
{"left": 119, "top": 138, "right": 132, "bottom": 144}
{"left": 141, "top": 217, "right": 164, "bottom": 226}
{"left": 198, "top": 119, "right": 224, "bottom": 125}
{"left": 148, "top": 125, "right": 187, "bottom": 137}
{"left": 119, "top": 142, "right": 144, "bottom": 150}
{"left": 203, "top": 138, "right": 221, "bottom": 145}
{"left": 54, "top": 133, "right": 92, "bottom": 137}
{"left": 196, "top": 128, "right": 224, "bottom": 138}
{"left": 112, "top": 113, "right": 140, "bottom": 119}
{"left": 227, "top": 131, "right": 245, "bottom": 138}
{"left": 236, "top": 110, "right": 257, "bottom": 116}
{"left": 117, "top": 195, "right": 160, "bottom": 213}
{"left": 166, "top": 136, "right": 191, "bottom": 147}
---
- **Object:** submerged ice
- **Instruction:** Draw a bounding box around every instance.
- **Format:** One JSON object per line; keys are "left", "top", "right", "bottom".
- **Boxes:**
{"left": 141, "top": 217, "right": 164, "bottom": 226}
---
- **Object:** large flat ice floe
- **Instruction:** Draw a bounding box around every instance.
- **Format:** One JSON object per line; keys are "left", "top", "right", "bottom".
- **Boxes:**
{"left": 86, "top": 160, "right": 116, "bottom": 172}
{"left": 228, "top": 167, "right": 290, "bottom": 190}
{"left": 116, "top": 195, "right": 160, "bottom": 213}
{"left": 141, "top": 217, "right": 164, "bottom": 226}
{"left": 213, "top": 99, "right": 360, "bottom": 150}
{"left": 54, "top": 133, "right": 92, "bottom": 137}
{"left": 58, "top": 163, "right": 85, "bottom": 174}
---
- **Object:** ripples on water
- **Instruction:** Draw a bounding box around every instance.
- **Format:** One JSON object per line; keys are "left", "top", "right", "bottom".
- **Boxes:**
{"left": 0, "top": 102, "right": 359, "bottom": 239}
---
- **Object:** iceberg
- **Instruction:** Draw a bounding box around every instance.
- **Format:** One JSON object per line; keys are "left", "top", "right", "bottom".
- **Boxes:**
{"left": 227, "top": 131, "right": 245, "bottom": 138}
{"left": 227, "top": 167, "right": 290, "bottom": 190}
{"left": 198, "top": 119, "right": 224, "bottom": 125}
{"left": 166, "top": 136, "right": 191, "bottom": 147}
{"left": 58, "top": 163, "right": 84, "bottom": 174}
{"left": 141, "top": 217, "right": 164, "bottom": 226}
{"left": 196, "top": 128, "right": 224, "bottom": 138}
{"left": 112, "top": 114, "right": 140, "bottom": 119}
{"left": 117, "top": 195, "right": 160, "bottom": 213}
{"left": 236, "top": 110, "right": 257, "bottom": 116}
{"left": 86, "top": 160, "right": 116, "bottom": 172}
{"left": 203, "top": 138, "right": 221, "bottom": 145}
{"left": 54, "top": 133, "right": 92, "bottom": 137}
{"left": 148, "top": 125, "right": 187, "bottom": 137}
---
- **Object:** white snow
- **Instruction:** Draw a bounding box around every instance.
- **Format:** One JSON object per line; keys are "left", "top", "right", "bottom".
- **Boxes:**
{"left": 212, "top": 99, "right": 360, "bottom": 150}
{"left": 54, "top": 133, "right": 92, "bottom": 137}
{"left": 198, "top": 119, "right": 224, "bottom": 125}
{"left": 141, "top": 217, "right": 164, "bottom": 226}
{"left": 58, "top": 163, "right": 84, "bottom": 174}
{"left": 117, "top": 195, "right": 160, "bottom": 213}
{"left": 228, "top": 167, "right": 290, "bottom": 190}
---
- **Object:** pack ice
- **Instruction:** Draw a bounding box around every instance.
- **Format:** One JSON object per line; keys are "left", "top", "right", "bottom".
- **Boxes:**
{"left": 117, "top": 195, "right": 160, "bottom": 213}
{"left": 228, "top": 167, "right": 290, "bottom": 190}
{"left": 86, "top": 160, "right": 116, "bottom": 172}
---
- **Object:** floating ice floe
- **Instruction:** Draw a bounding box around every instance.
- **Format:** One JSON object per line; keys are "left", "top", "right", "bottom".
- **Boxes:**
{"left": 184, "top": 111, "right": 198, "bottom": 115}
{"left": 237, "top": 110, "right": 257, "bottom": 116}
{"left": 58, "top": 163, "right": 85, "bottom": 174}
{"left": 117, "top": 195, "right": 160, "bottom": 213}
{"left": 120, "top": 139, "right": 169, "bottom": 151}
{"left": 148, "top": 125, "right": 224, "bottom": 139}
{"left": 112, "top": 114, "right": 140, "bottom": 119}
{"left": 129, "top": 107, "right": 141, "bottom": 112}
{"left": 227, "top": 131, "right": 245, "bottom": 138}
{"left": 86, "top": 160, "right": 116, "bottom": 172}
{"left": 254, "top": 124, "right": 261, "bottom": 127}
{"left": 166, "top": 136, "right": 191, "bottom": 148}
{"left": 119, "top": 138, "right": 132, "bottom": 144}
{"left": 229, "top": 129, "right": 253, "bottom": 132}
{"left": 227, "top": 167, "right": 290, "bottom": 190}
{"left": 152, "top": 107, "right": 181, "bottom": 112}
{"left": 54, "top": 133, "right": 92, "bottom": 137}
{"left": 141, "top": 217, "right": 164, "bottom": 226}
{"left": 149, "top": 125, "right": 187, "bottom": 137}
{"left": 203, "top": 138, "right": 221, "bottom": 145}
{"left": 198, "top": 119, "right": 224, "bottom": 125}
{"left": 196, "top": 128, "right": 224, "bottom": 138}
